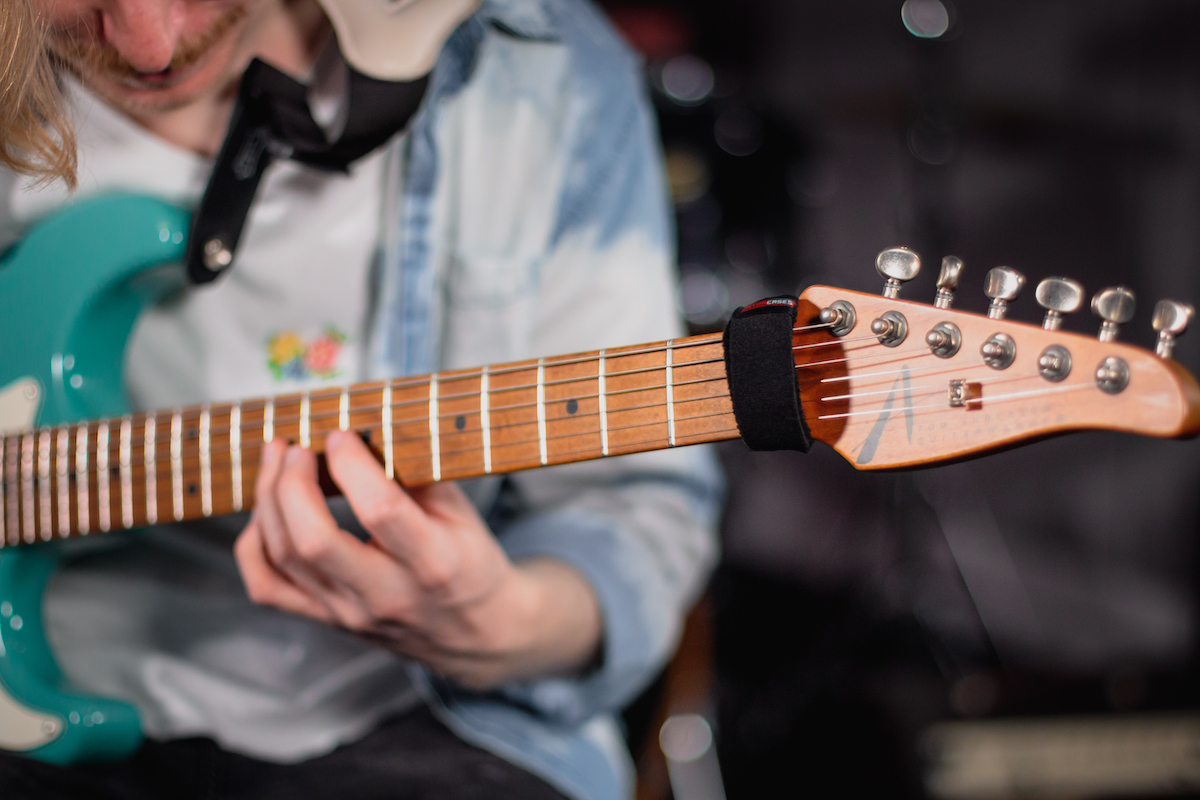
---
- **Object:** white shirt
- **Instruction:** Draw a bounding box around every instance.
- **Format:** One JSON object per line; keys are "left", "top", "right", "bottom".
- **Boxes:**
{"left": 17, "top": 59, "right": 425, "bottom": 762}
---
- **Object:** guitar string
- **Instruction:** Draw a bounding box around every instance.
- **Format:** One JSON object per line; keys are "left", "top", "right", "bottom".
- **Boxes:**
{"left": 14, "top": 321, "right": 842, "bottom": 457}
{"left": 94, "top": 405, "right": 740, "bottom": 482}
{"left": 59, "top": 336, "right": 891, "bottom": 460}
{"left": 10, "top": 331, "right": 1105, "bottom": 491}
{"left": 10, "top": 420, "right": 746, "bottom": 537}
{"left": 41, "top": 332, "right": 870, "bottom": 454}
{"left": 2, "top": 335, "right": 978, "bottom": 469}
{"left": 816, "top": 381, "right": 1095, "bottom": 421}
{"left": 6, "top": 374, "right": 1116, "bottom": 535}
{"left": 75, "top": 378, "right": 739, "bottom": 464}
{"left": 19, "top": 367, "right": 1108, "bottom": 537}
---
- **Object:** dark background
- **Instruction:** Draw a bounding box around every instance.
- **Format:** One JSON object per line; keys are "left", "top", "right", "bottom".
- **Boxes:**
{"left": 598, "top": 1, "right": 1200, "bottom": 797}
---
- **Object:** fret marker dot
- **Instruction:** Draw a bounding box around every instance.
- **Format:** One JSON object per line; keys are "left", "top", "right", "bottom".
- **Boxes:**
{"left": 566, "top": 399, "right": 579, "bottom": 415}
{"left": 455, "top": 416, "right": 466, "bottom": 431}
{"left": 188, "top": 483, "right": 198, "bottom": 496}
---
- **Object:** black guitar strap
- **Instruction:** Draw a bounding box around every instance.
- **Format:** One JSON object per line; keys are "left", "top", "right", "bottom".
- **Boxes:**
{"left": 722, "top": 296, "right": 813, "bottom": 452}
{"left": 186, "top": 58, "right": 429, "bottom": 284}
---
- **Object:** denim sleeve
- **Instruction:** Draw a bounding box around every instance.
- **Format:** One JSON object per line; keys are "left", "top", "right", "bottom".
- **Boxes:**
{"left": 482, "top": 0, "right": 723, "bottom": 724}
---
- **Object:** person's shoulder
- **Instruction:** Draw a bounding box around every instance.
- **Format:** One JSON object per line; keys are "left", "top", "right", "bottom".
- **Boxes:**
{"left": 481, "top": 0, "right": 641, "bottom": 85}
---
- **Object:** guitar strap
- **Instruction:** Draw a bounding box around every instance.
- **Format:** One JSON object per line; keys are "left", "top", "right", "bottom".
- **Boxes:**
{"left": 722, "top": 296, "right": 813, "bottom": 452}
{"left": 186, "top": 58, "right": 429, "bottom": 284}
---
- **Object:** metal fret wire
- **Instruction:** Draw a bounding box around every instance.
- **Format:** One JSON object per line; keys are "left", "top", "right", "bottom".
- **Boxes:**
{"left": 429, "top": 376, "right": 441, "bottom": 482}
{"left": 665, "top": 340, "right": 676, "bottom": 447}
{"left": 119, "top": 417, "right": 133, "bottom": 529}
{"left": 480, "top": 367, "right": 492, "bottom": 475}
{"left": 200, "top": 406, "right": 213, "bottom": 517}
{"left": 145, "top": 415, "right": 158, "bottom": 525}
{"left": 56, "top": 428, "right": 70, "bottom": 537}
{"left": 536, "top": 359, "right": 548, "bottom": 466}
{"left": 75, "top": 424, "right": 89, "bottom": 535}
{"left": 96, "top": 423, "right": 110, "bottom": 533}
{"left": 230, "top": 404, "right": 243, "bottom": 512}
{"left": 382, "top": 384, "right": 394, "bottom": 479}
{"left": 170, "top": 412, "right": 183, "bottom": 522}
{"left": 37, "top": 430, "right": 52, "bottom": 541}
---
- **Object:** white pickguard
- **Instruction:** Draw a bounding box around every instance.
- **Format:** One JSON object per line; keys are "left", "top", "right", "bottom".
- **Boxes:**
{"left": 0, "top": 676, "right": 62, "bottom": 751}
{"left": 0, "top": 378, "right": 41, "bottom": 435}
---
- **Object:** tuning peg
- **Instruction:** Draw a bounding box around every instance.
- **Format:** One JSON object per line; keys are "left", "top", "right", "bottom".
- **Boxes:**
{"left": 934, "top": 256, "right": 964, "bottom": 309}
{"left": 876, "top": 247, "right": 921, "bottom": 298}
{"left": 984, "top": 267, "right": 1026, "bottom": 320}
{"left": 1152, "top": 300, "right": 1194, "bottom": 358}
{"left": 1034, "top": 277, "right": 1085, "bottom": 331}
{"left": 1091, "top": 286, "right": 1136, "bottom": 342}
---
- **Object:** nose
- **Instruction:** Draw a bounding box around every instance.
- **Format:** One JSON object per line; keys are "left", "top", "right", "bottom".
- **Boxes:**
{"left": 100, "top": 0, "right": 188, "bottom": 73}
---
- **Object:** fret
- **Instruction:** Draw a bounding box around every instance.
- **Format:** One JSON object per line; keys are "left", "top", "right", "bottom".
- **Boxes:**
{"left": 299, "top": 393, "right": 311, "bottom": 449}
{"left": 170, "top": 411, "right": 183, "bottom": 522}
{"left": 144, "top": 415, "right": 158, "bottom": 525}
{"left": 536, "top": 358, "right": 548, "bottom": 466}
{"left": 480, "top": 367, "right": 492, "bottom": 475}
{"left": 96, "top": 422, "right": 111, "bottom": 533}
{"left": 0, "top": 336, "right": 736, "bottom": 546}
{"left": 75, "top": 423, "right": 89, "bottom": 535}
{"left": 199, "top": 406, "right": 213, "bottom": 517}
{"left": 5, "top": 437, "right": 18, "bottom": 545}
{"left": 38, "top": 429, "right": 52, "bottom": 540}
{"left": 263, "top": 398, "right": 275, "bottom": 443}
{"left": 21, "top": 434, "right": 34, "bottom": 543}
{"left": 230, "top": 404, "right": 243, "bottom": 512}
{"left": 598, "top": 350, "right": 609, "bottom": 457}
{"left": 665, "top": 340, "right": 676, "bottom": 447}
{"left": 429, "top": 376, "right": 441, "bottom": 482}
{"left": 382, "top": 384, "right": 394, "bottom": 480}
{"left": 56, "top": 428, "right": 70, "bottom": 537}
{"left": 119, "top": 416, "right": 133, "bottom": 529}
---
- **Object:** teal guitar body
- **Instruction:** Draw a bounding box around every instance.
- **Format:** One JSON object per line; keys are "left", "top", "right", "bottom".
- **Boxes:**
{"left": 0, "top": 195, "right": 189, "bottom": 763}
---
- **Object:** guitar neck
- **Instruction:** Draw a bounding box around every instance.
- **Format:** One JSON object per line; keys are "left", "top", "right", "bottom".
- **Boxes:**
{"left": 0, "top": 334, "right": 735, "bottom": 546}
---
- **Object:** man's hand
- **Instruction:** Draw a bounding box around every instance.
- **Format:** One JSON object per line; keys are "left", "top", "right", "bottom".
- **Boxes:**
{"left": 234, "top": 431, "right": 602, "bottom": 689}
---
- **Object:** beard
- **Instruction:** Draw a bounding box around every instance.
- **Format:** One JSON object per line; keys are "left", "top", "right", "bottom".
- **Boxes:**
{"left": 49, "top": 5, "right": 250, "bottom": 114}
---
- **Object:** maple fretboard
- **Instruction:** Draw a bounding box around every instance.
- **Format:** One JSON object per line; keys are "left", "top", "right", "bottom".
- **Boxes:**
{"left": 0, "top": 334, "right": 735, "bottom": 546}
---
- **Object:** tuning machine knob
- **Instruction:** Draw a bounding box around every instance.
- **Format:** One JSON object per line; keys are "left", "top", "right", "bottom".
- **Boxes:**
{"left": 1034, "top": 277, "right": 1085, "bottom": 330}
{"left": 934, "top": 256, "right": 964, "bottom": 309}
{"left": 1152, "top": 300, "right": 1194, "bottom": 359}
{"left": 1091, "top": 286, "right": 1136, "bottom": 342}
{"left": 984, "top": 267, "right": 1026, "bottom": 319}
{"left": 876, "top": 247, "right": 921, "bottom": 298}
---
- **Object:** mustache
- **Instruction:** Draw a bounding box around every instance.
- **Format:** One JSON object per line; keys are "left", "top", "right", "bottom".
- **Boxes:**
{"left": 50, "top": 6, "right": 248, "bottom": 84}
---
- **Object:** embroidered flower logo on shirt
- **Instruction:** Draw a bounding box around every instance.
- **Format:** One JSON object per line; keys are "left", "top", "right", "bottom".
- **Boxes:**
{"left": 267, "top": 327, "right": 348, "bottom": 381}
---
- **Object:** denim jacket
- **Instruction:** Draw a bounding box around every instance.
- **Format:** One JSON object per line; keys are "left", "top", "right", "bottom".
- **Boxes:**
{"left": 375, "top": 1, "right": 721, "bottom": 797}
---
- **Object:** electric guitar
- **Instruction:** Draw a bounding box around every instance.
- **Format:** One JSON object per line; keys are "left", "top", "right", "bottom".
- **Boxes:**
{"left": 1, "top": 195, "right": 1198, "bottom": 765}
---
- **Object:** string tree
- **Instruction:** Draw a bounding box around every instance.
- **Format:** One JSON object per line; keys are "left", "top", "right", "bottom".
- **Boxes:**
{"left": 934, "top": 256, "right": 964, "bottom": 309}
{"left": 984, "top": 266, "right": 1026, "bottom": 319}
{"left": 1152, "top": 300, "right": 1194, "bottom": 359}
{"left": 1035, "top": 277, "right": 1085, "bottom": 330}
{"left": 876, "top": 247, "right": 921, "bottom": 298}
{"left": 1091, "top": 286, "right": 1136, "bottom": 342}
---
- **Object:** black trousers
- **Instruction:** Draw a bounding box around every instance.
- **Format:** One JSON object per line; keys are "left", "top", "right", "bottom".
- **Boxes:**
{"left": 0, "top": 706, "right": 569, "bottom": 800}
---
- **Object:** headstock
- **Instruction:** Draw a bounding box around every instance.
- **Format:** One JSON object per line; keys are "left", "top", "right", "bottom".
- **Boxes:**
{"left": 795, "top": 250, "right": 1200, "bottom": 470}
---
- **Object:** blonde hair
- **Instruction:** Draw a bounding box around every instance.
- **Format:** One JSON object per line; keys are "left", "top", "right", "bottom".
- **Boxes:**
{"left": 0, "top": 0, "right": 76, "bottom": 187}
